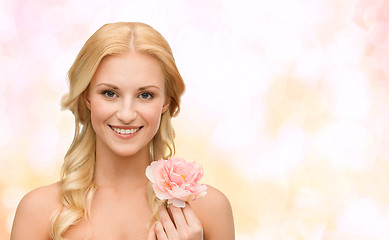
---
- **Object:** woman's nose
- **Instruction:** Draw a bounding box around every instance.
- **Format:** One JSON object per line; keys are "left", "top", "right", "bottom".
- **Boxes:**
{"left": 116, "top": 99, "right": 137, "bottom": 124}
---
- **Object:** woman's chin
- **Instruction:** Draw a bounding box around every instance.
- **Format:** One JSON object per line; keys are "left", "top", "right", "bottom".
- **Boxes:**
{"left": 110, "top": 146, "right": 149, "bottom": 159}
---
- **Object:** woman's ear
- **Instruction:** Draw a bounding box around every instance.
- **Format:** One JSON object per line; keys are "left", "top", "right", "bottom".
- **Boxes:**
{"left": 83, "top": 90, "right": 91, "bottom": 110}
{"left": 162, "top": 101, "right": 170, "bottom": 114}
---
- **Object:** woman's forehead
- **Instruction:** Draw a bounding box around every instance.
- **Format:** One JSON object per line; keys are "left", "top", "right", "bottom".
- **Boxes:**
{"left": 91, "top": 52, "right": 165, "bottom": 88}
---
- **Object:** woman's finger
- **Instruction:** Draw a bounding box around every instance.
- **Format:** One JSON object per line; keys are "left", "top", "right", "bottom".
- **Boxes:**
{"left": 168, "top": 204, "right": 189, "bottom": 231}
{"left": 147, "top": 222, "right": 157, "bottom": 240}
{"left": 158, "top": 204, "right": 179, "bottom": 239}
{"left": 155, "top": 221, "right": 168, "bottom": 240}
{"left": 182, "top": 203, "right": 203, "bottom": 229}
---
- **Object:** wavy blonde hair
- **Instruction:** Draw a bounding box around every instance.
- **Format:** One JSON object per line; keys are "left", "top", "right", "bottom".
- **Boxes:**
{"left": 51, "top": 22, "right": 185, "bottom": 239}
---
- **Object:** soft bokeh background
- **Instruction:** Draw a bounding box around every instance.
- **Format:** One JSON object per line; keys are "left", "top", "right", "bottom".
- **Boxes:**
{"left": 1, "top": 0, "right": 389, "bottom": 239}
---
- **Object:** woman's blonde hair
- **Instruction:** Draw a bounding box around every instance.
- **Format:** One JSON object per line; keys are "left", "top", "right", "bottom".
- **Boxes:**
{"left": 51, "top": 22, "right": 185, "bottom": 239}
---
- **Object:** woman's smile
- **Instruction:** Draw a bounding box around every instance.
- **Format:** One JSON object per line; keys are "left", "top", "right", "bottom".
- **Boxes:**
{"left": 109, "top": 125, "right": 143, "bottom": 138}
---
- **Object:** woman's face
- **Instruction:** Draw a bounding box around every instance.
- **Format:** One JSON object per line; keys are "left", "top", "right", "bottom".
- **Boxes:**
{"left": 84, "top": 51, "right": 169, "bottom": 157}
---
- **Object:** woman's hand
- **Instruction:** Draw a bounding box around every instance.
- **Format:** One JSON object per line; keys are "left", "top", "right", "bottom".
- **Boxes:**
{"left": 147, "top": 203, "right": 203, "bottom": 240}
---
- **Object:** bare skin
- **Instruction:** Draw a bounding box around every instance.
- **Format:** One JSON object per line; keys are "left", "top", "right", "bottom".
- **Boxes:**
{"left": 11, "top": 181, "right": 234, "bottom": 240}
{"left": 11, "top": 52, "right": 235, "bottom": 240}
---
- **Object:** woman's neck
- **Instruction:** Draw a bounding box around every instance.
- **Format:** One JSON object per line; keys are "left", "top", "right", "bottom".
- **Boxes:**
{"left": 93, "top": 142, "right": 151, "bottom": 192}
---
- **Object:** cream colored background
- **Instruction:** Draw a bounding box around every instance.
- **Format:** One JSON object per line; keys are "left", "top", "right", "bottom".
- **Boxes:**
{"left": 1, "top": 0, "right": 389, "bottom": 239}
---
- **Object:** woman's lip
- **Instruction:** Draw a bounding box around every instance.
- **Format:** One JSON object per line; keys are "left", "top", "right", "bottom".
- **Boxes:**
{"left": 108, "top": 125, "right": 142, "bottom": 129}
{"left": 109, "top": 125, "right": 143, "bottom": 138}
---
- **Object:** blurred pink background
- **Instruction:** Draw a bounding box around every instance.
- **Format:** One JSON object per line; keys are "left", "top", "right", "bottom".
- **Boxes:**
{"left": 1, "top": 0, "right": 389, "bottom": 239}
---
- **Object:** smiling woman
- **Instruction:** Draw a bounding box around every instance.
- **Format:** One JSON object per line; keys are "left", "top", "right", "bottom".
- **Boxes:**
{"left": 85, "top": 52, "right": 169, "bottom": 158}
{"left": 10, "top": 22, "right": 234, "bottom": 240}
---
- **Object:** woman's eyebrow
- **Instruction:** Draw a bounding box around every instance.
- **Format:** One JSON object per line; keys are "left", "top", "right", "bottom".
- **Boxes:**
{"left": 139, "top": 85, "right": 160, "bottom": 90}
{"left": 96, "top": 83, "right": 119, "bottom": 90}
{"left": 96, "top": 83, "right": 161, "bottom": 91}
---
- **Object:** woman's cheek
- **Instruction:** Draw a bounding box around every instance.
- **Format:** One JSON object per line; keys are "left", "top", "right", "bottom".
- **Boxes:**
{"left": 142, "top": 102, "right": 165, "bottom": 125}
{"left": 90, "top": 98, "right": 116, "bottom": 126}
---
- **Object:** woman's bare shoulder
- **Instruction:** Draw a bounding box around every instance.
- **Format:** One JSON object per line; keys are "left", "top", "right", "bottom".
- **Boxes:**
{"left": 16, "top": 182, "right": 61, "bottom": 213}
{"left": 190, "top": 184, "right": 235, "bottom": 240}
{"left": 11, "top": 182, "right": 61, "bottom": 239}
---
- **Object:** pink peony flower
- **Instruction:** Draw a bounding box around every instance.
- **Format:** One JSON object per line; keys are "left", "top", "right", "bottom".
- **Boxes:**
{"left": 145, "top": 157, "right": 207, "bottom": 208}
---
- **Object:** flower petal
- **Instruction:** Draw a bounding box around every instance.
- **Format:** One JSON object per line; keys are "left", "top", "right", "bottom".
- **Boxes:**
{"left": 168, "top": 198, "right": 186, "bottom": 208}
{"left": 152, "top": 184, "right": 172, "bottom": 200}
{"left": 168, "top": 186, "right": 191, "bottom": 200}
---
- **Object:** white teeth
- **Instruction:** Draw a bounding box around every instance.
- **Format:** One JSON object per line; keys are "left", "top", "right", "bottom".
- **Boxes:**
{"left": 111, "top": 126, "right": 140, "bottom": 135}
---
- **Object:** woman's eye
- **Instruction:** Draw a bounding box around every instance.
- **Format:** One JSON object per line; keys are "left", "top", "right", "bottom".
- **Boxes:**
{"left": 139, "top": 92, "right": 154, "bottom": 100}
{"left": 102, "top": 90, "right": 117, "bottom": 98}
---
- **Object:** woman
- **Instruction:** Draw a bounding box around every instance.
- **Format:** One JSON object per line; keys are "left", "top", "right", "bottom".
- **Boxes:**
{"left": 11, "top": 22, "right": 234, "bottom": 240}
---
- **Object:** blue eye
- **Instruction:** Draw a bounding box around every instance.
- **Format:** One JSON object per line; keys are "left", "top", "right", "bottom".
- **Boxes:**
{"left": 102, "top": 90, "right": 117, "bottom": 98}
{"left": 139, "top": 92, "right": 154, "bottom": 100}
